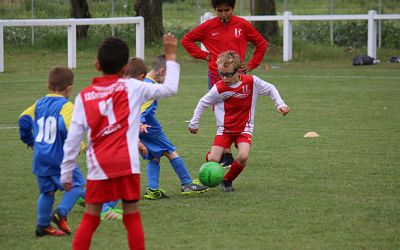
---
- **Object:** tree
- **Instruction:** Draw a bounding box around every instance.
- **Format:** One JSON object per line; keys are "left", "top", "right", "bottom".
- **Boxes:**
{"left": 252, "top": 0, "right": 279, "bottom": 41}
{"left": 134, "top": 0, "right": 163, "bottom": 43}
{"left": 70, "top": 0, "right": 91, "bottom": 39}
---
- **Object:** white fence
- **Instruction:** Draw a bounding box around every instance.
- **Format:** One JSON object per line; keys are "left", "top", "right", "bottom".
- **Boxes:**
{"left": 0, "top": 17, "right": 144, "bottom": 73}
{"left": 202, "top": 10, "right": 400, "bottom": 62}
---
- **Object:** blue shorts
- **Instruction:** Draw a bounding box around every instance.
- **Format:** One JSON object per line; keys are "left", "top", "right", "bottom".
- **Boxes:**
{"left": 140, "top": 131, "right": 176, "bottom": 160}
{"left": 36, "top": 167, "right": 85, "bottom": 194}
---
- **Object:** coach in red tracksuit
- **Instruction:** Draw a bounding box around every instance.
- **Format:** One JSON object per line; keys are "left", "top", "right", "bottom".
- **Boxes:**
{"left": 181, "top": 0, "right": 267, "bottom": 167}
{"left": 181, "top": 0, "right": 267, "bottom": 89}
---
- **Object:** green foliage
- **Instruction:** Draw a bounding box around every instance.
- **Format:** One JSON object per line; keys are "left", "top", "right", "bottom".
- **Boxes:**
{"left": 293, "top": 21, "right": 400, "bottom": 49}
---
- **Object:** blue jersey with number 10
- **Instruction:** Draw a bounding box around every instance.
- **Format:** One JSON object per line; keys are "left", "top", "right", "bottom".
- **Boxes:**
{"left": 19, "top": 94, "right": 73, "bottom": 176}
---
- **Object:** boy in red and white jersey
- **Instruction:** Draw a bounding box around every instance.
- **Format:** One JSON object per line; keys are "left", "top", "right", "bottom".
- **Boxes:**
{"left": 188, "top": 50, "right": 289, "bottom": 192}
{"left": 60, "top": 34, "right": 180, "bottom": 250}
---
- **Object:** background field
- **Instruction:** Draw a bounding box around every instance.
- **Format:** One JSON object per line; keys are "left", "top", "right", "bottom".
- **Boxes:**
{"left": 1, "top": 0, "right": 400, "bottom": 249}
{"left": 0, "top": 45, "right": 399, "bottom": 249}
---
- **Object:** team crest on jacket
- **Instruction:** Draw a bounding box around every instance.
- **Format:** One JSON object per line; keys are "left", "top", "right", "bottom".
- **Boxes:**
{"left": 234, "top": 28, "right": 242, "bottom": 37}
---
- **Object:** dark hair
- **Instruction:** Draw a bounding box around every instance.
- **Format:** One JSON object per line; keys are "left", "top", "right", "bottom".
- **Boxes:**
{"left": 47, "top": 65, "right": 73, "bottom": 91}
{"left": 97, "top": 37, "right": 129, "bottom": 74}
{"left": 127, "top": 57, "right": 148, "bottom": 79}
{"left": 152, "top": 55, "right": 166, "bottom": 70}
{"left": 211, "top": 0, "right": 236, "bottom": 9}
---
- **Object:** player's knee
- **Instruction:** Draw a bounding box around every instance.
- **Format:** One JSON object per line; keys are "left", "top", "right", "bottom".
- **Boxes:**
{"left": 236, "top": 154, "right": 248, "bottom": 165}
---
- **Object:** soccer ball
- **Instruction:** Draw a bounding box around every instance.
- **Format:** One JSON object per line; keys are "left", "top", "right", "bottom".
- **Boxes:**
{"left": 198, "top": 162, "right": 225, "bottom": 187}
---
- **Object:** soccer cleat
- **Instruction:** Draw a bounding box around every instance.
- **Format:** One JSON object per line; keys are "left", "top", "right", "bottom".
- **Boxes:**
{"left": 220, "top": 153, "right": 234, "bottom": 169}
{"left": 35, "top": 225, "right": 66, "bottom": 237}
{"left": 101, "top": 207, "right": 122, "bottom": 221}
{"left": 143, "top": 188, "right": 169, "bottom": 200}
{"left": 76, "top": 197, "right": 85, "bottom": 207}
{"left": 51, "top": 210, "right": 71, "bottom": 234}
{"left": 221, "top": 180, "right": 235, "bottom": 192}
{"left": 181, "top": 180, "right": 209, "bottom": 195}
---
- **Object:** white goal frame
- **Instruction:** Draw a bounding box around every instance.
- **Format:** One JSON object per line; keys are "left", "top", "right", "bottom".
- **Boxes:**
{"left": 0, "top": 17, "right": 144, "bottom": 72}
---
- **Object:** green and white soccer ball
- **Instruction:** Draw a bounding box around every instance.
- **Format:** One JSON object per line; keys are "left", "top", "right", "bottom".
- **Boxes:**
{"left": 198, "top": 162, "right": 225, "bottom": 187}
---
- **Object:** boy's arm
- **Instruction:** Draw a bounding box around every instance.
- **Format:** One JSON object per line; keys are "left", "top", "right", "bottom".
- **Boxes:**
{"left": 181, "top": 23, "right": 209, "bottom": 61}
{"left": 188, "top": 87, "right": 220, "bottom": 133}
{"left": 253, "top": 76, "right": 289, "bottom": 115}
{"left": 61, "top": 95, "right": 86, "bottom": 185}
{"left": 140, "top": 33, "right": 180, "bottom": 101}
{"left": 18, "top": 103, "right": 36, "bottom": 148}
{"left": 244, "top": 21, "right": 268, "bottom": 71}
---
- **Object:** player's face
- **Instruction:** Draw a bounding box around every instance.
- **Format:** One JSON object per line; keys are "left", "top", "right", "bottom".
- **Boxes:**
{"left": 218, "top": 64, "right": 239, "bottom": 85}
{"left": 215, "top": 3, "right": 234, "bottom": 24}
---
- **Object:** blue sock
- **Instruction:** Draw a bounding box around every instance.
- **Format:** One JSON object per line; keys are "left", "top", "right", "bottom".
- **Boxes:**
{"left": 170, "top": 157, "right": 192, "bottom": 186}
{"left": 57, "top": 186, "right": 84, "bottom": 217}
{"left": 147, "top": 160, "right": 160, "bottom": 190}
{"left": 101, "top": 200, "right": 119, "bottom": 213}
{"left": 37, "top": 192, "right": 55, "bottom": 227}
{"left": 80, "top": 189, "right": 86, "bottom": 199}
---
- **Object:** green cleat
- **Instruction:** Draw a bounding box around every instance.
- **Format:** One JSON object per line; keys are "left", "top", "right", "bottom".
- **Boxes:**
{"left": 100, "top": 207, "right": 122, "bottom": 220}
{"left": 181, "top": 179, "right": 209, "bottom": 195}
{"left": 76, "top": 197, "right": 85, "bottom": 207}
{"left": 143, "top": 188, "right": 169, "bottom": 200}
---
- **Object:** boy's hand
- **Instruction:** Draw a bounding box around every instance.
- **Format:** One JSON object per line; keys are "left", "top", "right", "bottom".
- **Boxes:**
{"left": 163, "top": 33, "right": 177, "bottom": 61}
{"left": 139, "top": 123, "right": 151, "bottom": 133}
{"left": 278, "top": 105, "right": 290, "bottom": 116}
{"left": 188, "top": 127, "right": 198, "bottom": 134}
{"left": 138, "top": 141, "right": 148, "bottom": 156}
{"left": 62, "top": 182, "right": 73, "bottom": 192}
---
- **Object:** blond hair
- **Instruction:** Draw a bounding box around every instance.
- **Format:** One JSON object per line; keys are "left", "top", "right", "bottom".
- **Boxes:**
{"left": 216, "top": 51, "right": 242, "bottom": 71}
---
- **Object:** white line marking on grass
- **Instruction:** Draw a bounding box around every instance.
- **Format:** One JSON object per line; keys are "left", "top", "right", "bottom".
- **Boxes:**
{"left": 0, "top": 126, "right": 19, "bottom": 130}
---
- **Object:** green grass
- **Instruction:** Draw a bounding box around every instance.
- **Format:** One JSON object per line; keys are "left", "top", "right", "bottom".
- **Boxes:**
{"left": 0, "top": 47, "right": 400, "bottom": 250}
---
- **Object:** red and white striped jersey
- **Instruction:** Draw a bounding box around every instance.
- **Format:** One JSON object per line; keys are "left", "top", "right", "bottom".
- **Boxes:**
{"left": 61, "top": 61, "right": 180, "bottom": 182}
{"left": 189, "top": 74, "right": 287, "bottom": 135}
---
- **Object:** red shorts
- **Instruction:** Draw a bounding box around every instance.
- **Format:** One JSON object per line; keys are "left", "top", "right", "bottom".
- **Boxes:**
{"left": 85, "top": 174, "right": 140, "bottom": 204}
{"left": 212, "top": 133, "right": 252, "bottom": 149}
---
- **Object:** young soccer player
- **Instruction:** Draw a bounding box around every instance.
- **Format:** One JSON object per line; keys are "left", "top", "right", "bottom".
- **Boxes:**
{"left": 18, "top": 65, "right": 86, "bottom": 236}
{"left": 60, "top": 34, "right": 180, "bottom": 250}
{"left": 181, "top": 0, "right": 268, "bottom": 167}
{"left": 126, "top": 55, "right": 208, "bottom": 200}
{"left": 188, "top": 51, "right": 289, "bottom": 192}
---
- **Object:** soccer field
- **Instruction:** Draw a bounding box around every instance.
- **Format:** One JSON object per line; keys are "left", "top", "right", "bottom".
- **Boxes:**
{"left": 0, "top": 56, "right": 399, "bottom": 249}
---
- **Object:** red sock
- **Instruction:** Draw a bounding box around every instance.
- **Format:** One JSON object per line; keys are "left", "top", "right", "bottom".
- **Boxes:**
{"left": 224, "top": 160, "right": 245, "bottom": 182}
{"left": 205, "top": 151, "right": 211, "bottom": 162}
{"left": 123, "top": 212, "right": 145, "bottom": 250}
{"left": 73, "top": 213, "right": 101, "bottom": 250}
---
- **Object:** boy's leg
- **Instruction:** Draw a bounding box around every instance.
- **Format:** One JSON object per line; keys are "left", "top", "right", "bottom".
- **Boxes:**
{"left": 73, "top": 203, "right": 102, "bottom": 250}
{"left": 144, "top": 159, "right": 169, "bottom": 199}
{"left": 122, "top": 200, "right": 144, "bottom": 250}
{"left": 167, "top": 152, "right": 208, "bottom": 194}
{"left": 146, "top": 159, "right": 161, "bottom": 190}
{"left": 222, "top": 142, "right": 251, "bottom": 191}
{"left": 167, "top": 152, "right": 191, "bottom": 185}
{"left": 53, "top": 168, "right": 86, "bottom": 233}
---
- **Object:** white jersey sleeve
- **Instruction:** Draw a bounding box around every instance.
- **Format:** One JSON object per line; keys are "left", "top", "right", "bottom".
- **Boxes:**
{"left": 61, "top": 94, "right": 86, "bottom": 184}
{"left": 134, "top": 61, "right": 180, "bottom": 104}
{"left": 253, "top": 75, "right": 287, "bottom": 109}
{"left": 189, "top": 86, "right": 222, "bottom": 129}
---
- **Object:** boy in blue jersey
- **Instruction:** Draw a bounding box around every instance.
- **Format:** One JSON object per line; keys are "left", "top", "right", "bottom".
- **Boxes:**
{"left": 127, "top": 55, "right": 209, "bottom": 199}
{"left": 18, "top": 66, "right": 86, "bottom": 236}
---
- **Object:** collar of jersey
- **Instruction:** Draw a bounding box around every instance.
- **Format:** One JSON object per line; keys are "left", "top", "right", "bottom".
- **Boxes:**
{"left": 92, "top": 74, "right": 121, "bottom": 86}
{"left": 144, "top": 74, "right": 157, "bottom": 84}
{"left": 46, "top": 93, "right": 65, "bottom": 98}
